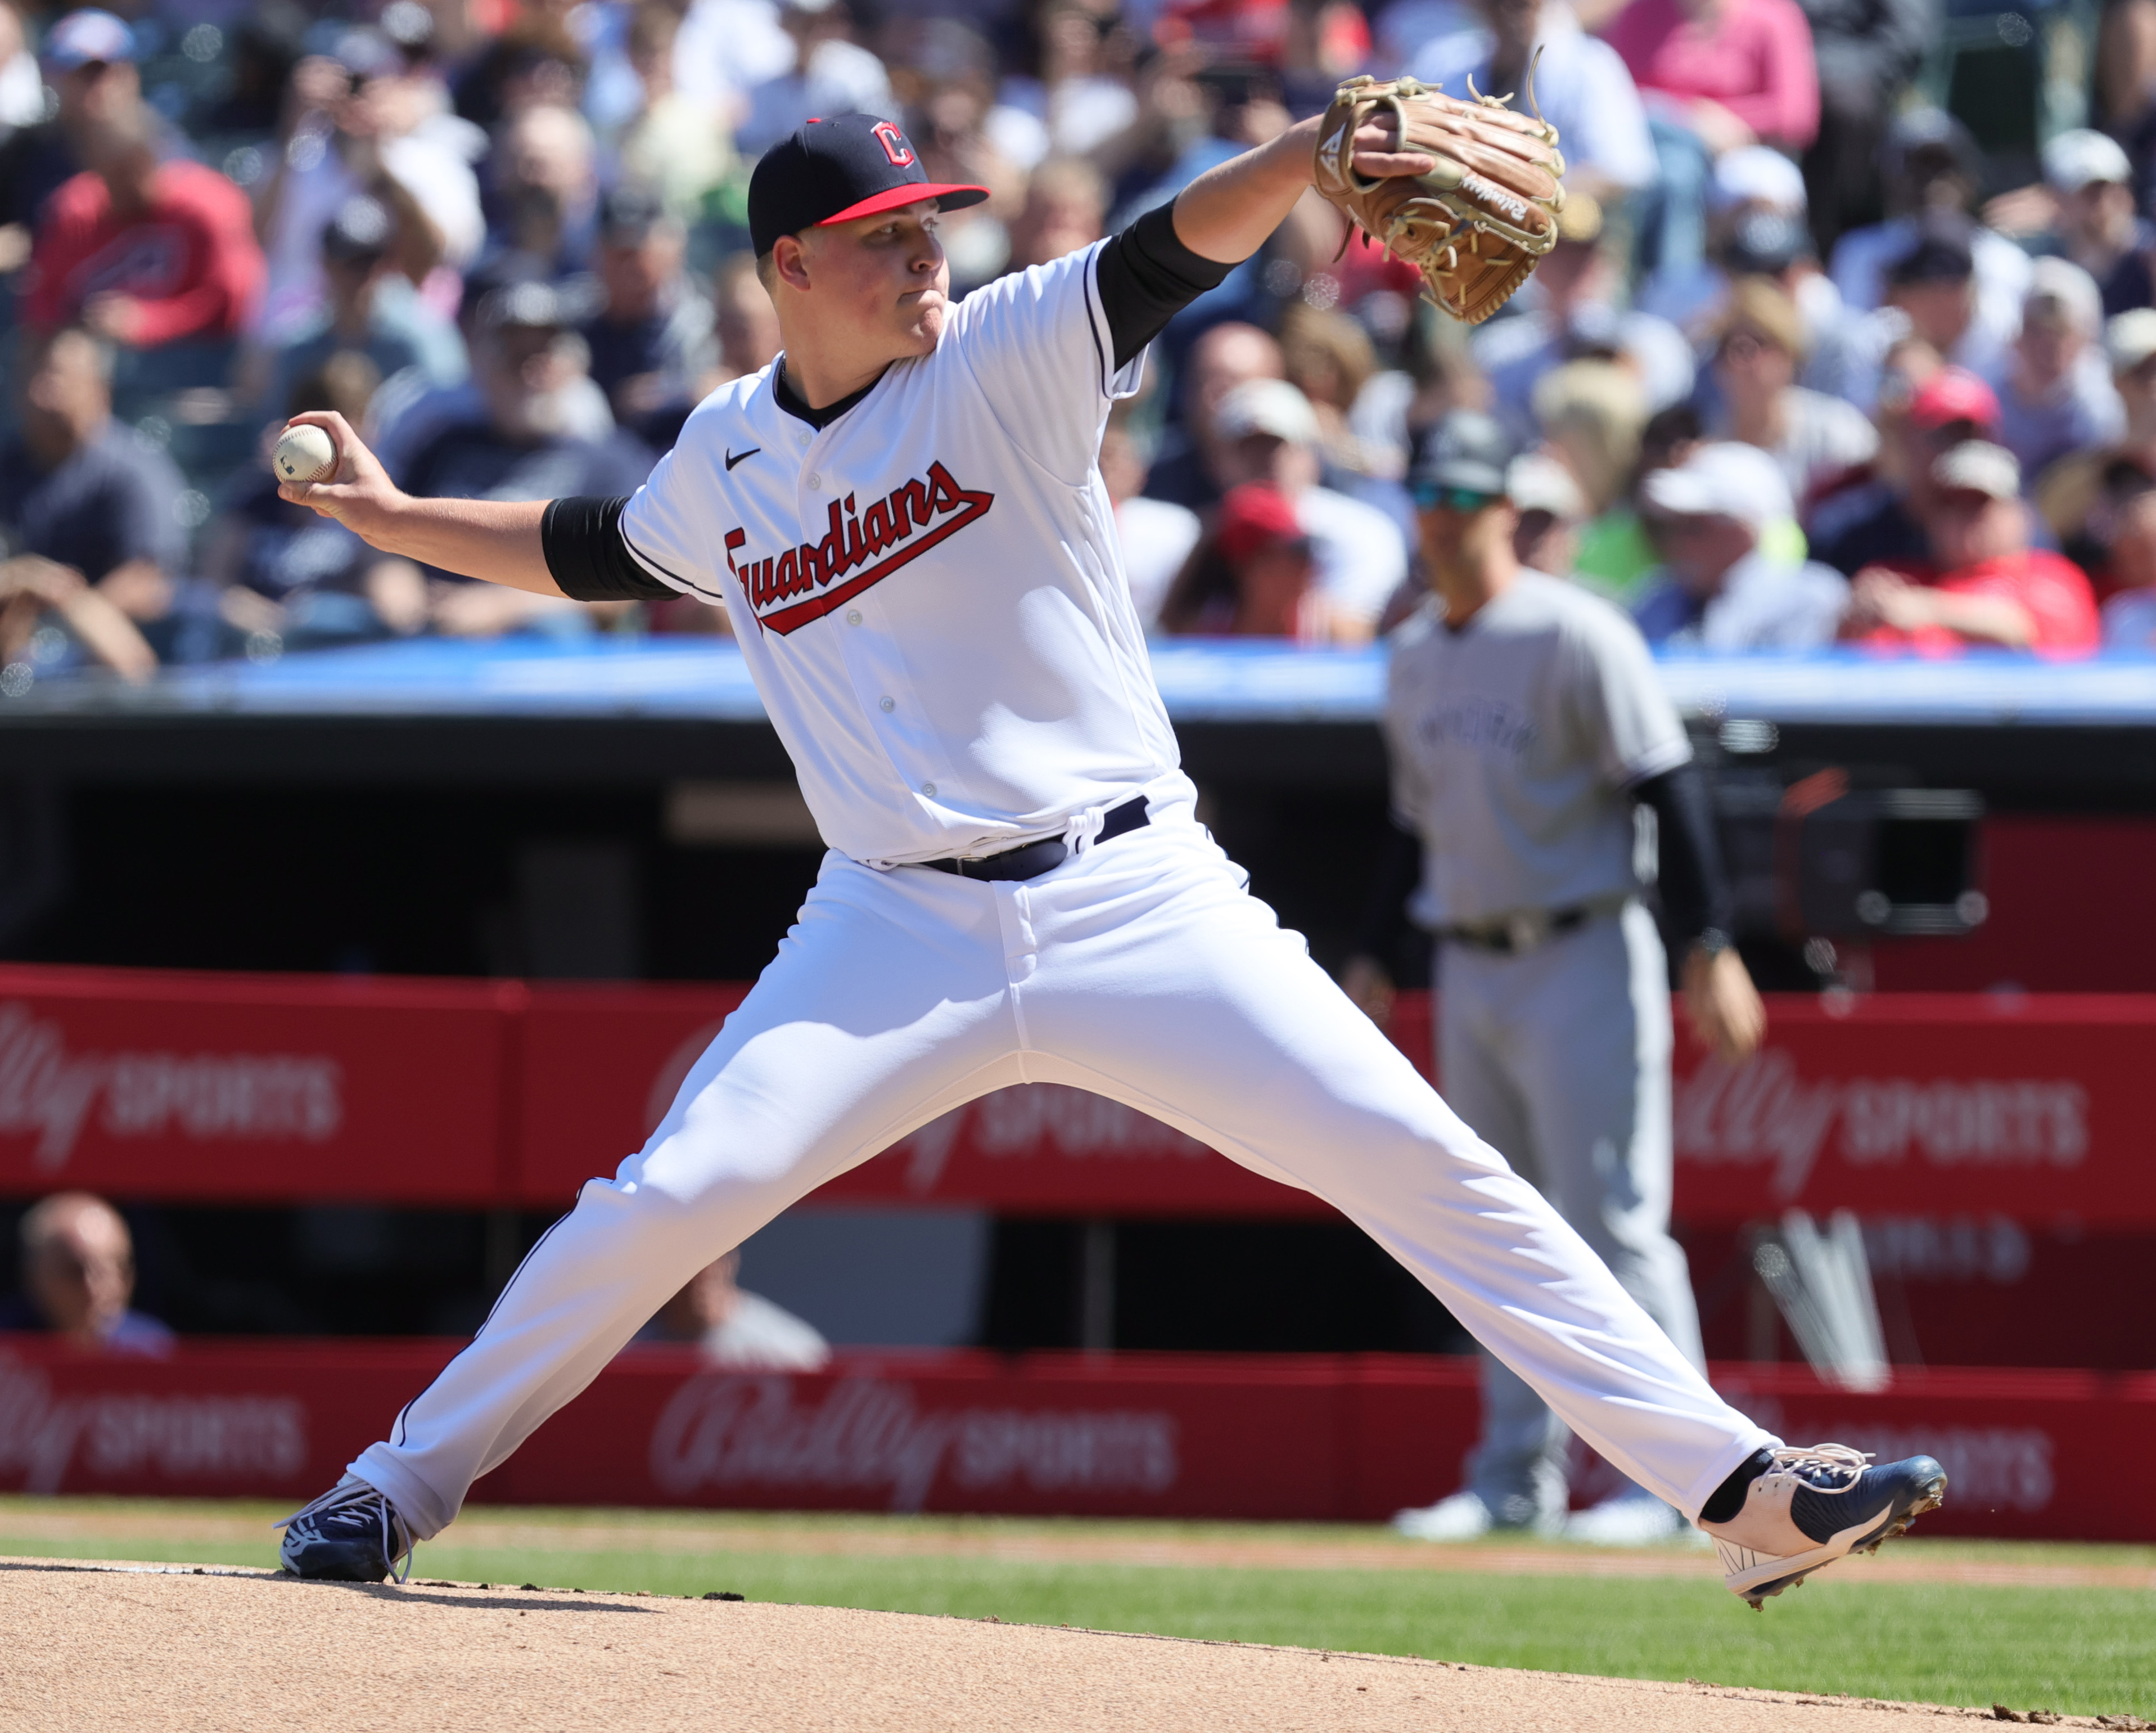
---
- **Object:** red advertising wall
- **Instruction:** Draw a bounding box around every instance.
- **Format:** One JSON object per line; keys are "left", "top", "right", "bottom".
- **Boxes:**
{"left": 2, "top": 1340, "right": 2146, "bottom": 1540}
{"left": 2, "top": 965, "right": 2153, "bottom": 1234}
{"left": 0, "top": 965, "right": 520, "bottom": 1204}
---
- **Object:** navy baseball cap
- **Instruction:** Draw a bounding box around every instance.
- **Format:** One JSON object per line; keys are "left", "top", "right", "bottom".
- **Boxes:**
{"left": 748, "top": 112, "right": 987, "bottom": 258}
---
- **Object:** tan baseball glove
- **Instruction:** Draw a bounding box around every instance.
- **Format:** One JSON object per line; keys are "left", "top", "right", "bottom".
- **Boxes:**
{"left": 1312, "top": 68, "right": 1567, "bottom": 326}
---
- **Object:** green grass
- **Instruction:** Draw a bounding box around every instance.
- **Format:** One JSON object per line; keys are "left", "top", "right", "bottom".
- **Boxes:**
{"left": 3, "top": 1501, "right": 2149, "bottom": 1720}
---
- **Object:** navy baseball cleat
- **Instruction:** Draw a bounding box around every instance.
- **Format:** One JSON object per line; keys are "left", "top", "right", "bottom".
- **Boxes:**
{"left": 276, "top": 1475, "right": 416, "bottom": 1583}
{"left": 1699, "top": 1444, "right": 1946, "bottom": 1608}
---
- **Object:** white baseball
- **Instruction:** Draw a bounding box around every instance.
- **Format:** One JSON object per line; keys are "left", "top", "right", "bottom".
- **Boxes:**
{"left": 273, "top": 422, "right": 339, "bottom": 484}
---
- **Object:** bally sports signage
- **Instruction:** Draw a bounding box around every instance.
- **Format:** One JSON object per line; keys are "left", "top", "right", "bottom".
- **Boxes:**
{"left": 1, "top": 966, "right": 2152, "bottom": 1228}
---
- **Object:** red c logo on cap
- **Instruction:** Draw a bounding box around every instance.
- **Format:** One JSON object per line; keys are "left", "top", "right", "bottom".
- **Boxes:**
{"left": 872, "top": 121, "right": 915, "bottom": 168}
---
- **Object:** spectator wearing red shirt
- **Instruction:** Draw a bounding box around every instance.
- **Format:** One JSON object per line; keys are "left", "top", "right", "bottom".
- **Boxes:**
{"left": 1604, "top": 0, "right": 1819, "bottom": 279}
{"left": 1844, "top": 441, "right": 2100, "bottom": 656}
{"left": 25, "top": 103, "right": 263, "bottom": 347}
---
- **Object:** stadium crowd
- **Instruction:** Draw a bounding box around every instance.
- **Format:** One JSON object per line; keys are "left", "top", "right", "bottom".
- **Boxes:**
{"left": 2, "top": 0, "right": 2155, "bottom": 675}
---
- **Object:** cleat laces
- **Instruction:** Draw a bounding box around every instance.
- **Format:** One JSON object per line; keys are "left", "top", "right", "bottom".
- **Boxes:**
{"left": 1764, "top": 1443, "right": 1871, "bottom": 1492}
{"left": 275, "top": 1477, "right": 416, "bottom": 1584}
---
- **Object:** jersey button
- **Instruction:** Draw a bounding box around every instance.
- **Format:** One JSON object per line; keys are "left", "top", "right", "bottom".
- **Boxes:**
{"left": 878, "top": 696, "right": 895, "bottom": 712}
{"left": 806, "top": 471, "right": 823, "bottom": 489}
{"left": 921, "top": 782, "right": 936, "bottom": 798}
{"left": 845, "top": 609, "right": 862, "bottom": 626}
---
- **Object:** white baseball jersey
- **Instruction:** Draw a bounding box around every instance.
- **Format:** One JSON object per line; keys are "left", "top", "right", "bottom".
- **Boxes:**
{"left": 1384, "top": 571, "right": 1690, "bottom": 928}
{"left": 617, "top": 244, "right": 1192, "bottom": 866}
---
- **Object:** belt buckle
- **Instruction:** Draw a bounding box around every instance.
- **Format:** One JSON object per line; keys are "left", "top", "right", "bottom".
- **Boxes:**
{"left": 1504, "top": 911, "right": 1548, "bottom": 954}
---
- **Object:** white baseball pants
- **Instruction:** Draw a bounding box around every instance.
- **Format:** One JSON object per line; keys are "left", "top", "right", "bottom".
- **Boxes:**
{"left": 1438, "top": 901, "right": 1707, "bottom": 1520}
{"left": 353, "top": 805, "right": 1771, "bottom": 1537}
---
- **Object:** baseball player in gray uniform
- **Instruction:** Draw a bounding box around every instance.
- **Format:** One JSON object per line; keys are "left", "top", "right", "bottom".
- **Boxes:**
{"left": 1347, "top": 411, "right": 1767, "bottom": 1545}
{"left": 269, "top": 113, "right": 1943, "bottom": 1607}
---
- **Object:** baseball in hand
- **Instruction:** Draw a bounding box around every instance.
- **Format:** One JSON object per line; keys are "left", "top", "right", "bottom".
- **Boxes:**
{"left": 273, "top": 422, "right": 338, "bottom": 484}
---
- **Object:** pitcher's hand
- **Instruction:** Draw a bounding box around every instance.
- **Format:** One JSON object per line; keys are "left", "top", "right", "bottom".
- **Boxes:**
{"left": 276, "top": 412, "right": 406, "bottom": 548}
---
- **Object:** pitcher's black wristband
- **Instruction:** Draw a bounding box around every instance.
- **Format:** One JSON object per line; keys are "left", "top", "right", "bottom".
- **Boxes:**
{"left": 542, "top": 494, "right": 679, "bottom": 601}
{"left": 1096, "top": 202, "right": 1237, "bottom": 371}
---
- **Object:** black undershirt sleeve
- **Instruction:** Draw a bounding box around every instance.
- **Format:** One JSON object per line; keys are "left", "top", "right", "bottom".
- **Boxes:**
{"left": 1634, "top": 763, "right": 1736, "bottom": 951}
{"left": 541, "top": 494, "right": 681, "bottom": 602}
{"left": 1094, "top": 202, "right": 1238, "bottom": 372}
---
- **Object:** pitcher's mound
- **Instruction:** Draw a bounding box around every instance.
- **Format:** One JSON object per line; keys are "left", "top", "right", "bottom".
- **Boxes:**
{"left": 1, "top": 1555, "right": 2015, "bottom": 1731}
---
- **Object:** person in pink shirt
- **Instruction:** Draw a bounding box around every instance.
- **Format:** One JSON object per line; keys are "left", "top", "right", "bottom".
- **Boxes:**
{"left": 1603, "top": 0, "right": 1819, "bottom": 277}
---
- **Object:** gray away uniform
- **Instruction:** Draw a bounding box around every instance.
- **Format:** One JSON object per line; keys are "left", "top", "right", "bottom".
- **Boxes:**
{"left": 1383, "top": 571, "right": 1707, "bottom": 1522}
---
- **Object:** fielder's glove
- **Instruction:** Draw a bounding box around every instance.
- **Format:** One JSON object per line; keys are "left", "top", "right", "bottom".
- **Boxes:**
{"left": 1311, "top": 66, "right": 1568, "bottom": 326}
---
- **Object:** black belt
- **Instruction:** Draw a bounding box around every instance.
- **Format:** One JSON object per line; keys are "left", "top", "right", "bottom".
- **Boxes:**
{"left": 920, "top": 796, "right": 1149, "bottom": 882}
{"left": 1437, "top": 903, "right": 1600, "bottom": 955}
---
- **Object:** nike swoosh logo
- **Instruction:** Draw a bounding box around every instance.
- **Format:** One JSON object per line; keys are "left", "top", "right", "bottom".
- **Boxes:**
{"left": 725, "top": 447, "right": 760, "bottom": 471}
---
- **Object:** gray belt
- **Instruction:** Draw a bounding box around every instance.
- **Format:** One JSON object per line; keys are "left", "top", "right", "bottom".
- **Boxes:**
{"left": 1437, "top": 895, "right": 1630, "bottom": 956}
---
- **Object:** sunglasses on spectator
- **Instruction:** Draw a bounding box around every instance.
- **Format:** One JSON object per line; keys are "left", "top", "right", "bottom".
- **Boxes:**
{"left": 1412, "top": 485, "right": 1499, "bottom": 512}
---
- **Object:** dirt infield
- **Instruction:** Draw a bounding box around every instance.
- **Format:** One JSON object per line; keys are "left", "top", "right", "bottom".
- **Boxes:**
{"left": 0, "top": 1556, "right": 2133, "bottom": 1733}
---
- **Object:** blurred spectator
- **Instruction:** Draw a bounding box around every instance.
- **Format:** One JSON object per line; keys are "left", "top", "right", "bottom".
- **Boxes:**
{"left": 0, "top": 326, "right": 184, "bottom": 646}
{"left": 1474, "top": 202, "right": 1694, "bottom": 445}
{"left": 1844, "top": 441, "right": 2099, "bottom": 654}
{"left": 1829, "top": 110, "right": 2030, "bottom": 361}
{"left": 670, "top": 0, "right": 797, "bottom": 119}
{"left": 579, "top": 185, "right": 716, "bottom": 442}
{"left": 1842, "top": 211, "right": 2009, "bottom": 403}
{"left": 1505, "top": 448, "right": 1590, "bottom": 574}
{"left": 262, "top": 195, "right": 468, "bottom": 428}
{"left": 257, "top": 29, "right": 488, "bottom": 343}
{"left": 2037, "top": 310, "right": 2156, "bottom": 567}
{"left": 1811, "top": 365, "right": 2001, "bottom": 575}
{"left": 1003, "top": 156, "right": 1108, "bottom": 274}
{"left": 401, "top": 277, "right": 653, "bottom": 635}
{"left": 616, "top": 1, "right": 736, "bottom": 225}
{"left": 1794, "top": 0, "right": 1934, "bottom": 255}
{"left": 736, "top": 0, "right": 895, "bottom": 156}
{"left": 1987, "top": 130, "right": 2155, "bottom": 322}
{"left": 2096, "top": 462, "right": 2156, "bottom": 646}
{"left": 1640, "top": 146, "right": 1863, "bottom": 399}
{"left": 1409, "top": 0, "right": 1657, "bottom": 201}
{"left": 0, "top": 1192, "right": 172, "bottom": 1354}
{"left": 1993, "top": 259, "right": 2123, "bottom": 487}
{"left": 206, "top": 353, "right": 426, "bottom": 645}
{"left": 26, "top": 101, "right": 263, "bottom": 346}
{"left": 1531, "top": 359, "right": 1655, "bottom": 597}
{"left": 1212, "top": 378, "right": 1407, "bottom": 634}
{"left": 1103, "top": 415, "right": 1200, "bottom": 631}
{"left": 1143, "top": 321, "right": 1287, "bottom": 511}
{"left": 1633, "top": 441, "right": 1848, "bottom": 646}
{"left": 709, "top": 251, "right": 783, "bottom": 388}
{"left": 1704, "top": 276, "right": 1877, "bottom": 506}
{"left": 634, "top": 1250, "right": 831, "bottom": 1369}
{"left": 1278, "top": 302, "right": 1402, "bottom": 483}
{"left": 0, "top": 8, "right": 145, "bottom": 272}
{"left": 454, "top": 10, "right": 589, "bottom": 132}
{"left": 1603, "top": 0, "right": 1819, "bottom": 276}
{"left": 0, "top": 1, "right": 37, "bottom": 129}
{"left": 998, "top": 0, "right": 1142, "bottom": 161}
{"left": 1161, "top": 481, "right": 1358, "bottom": 642}
{"left": 484, "top": 102, "right": 601, "bottom": 280}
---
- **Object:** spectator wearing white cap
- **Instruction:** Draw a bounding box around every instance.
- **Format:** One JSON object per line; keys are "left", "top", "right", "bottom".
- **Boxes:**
{"left": 1505, "top": 449, "right": 1589, "bottom": 577}
{"left": 1987, "top": 130, "right": 2155, "bottom": 321}
{"left": 1213, "top": 377, "right": 1409, "bottom": 636}
{"left": 1409, "top": 0, "right": 1656, "bottom": 202}
{"left": 1632, "top": 442, "right": 1849, "bottom": 648}
{"left": 2036, "top": 309, "right": 2156, "bottom": 559}
{"left": 1844, "top": 440, "right": 2099, "bottom": 654}
{"left": 1991, "top": 258, "right": 2125, "bottom": 487}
